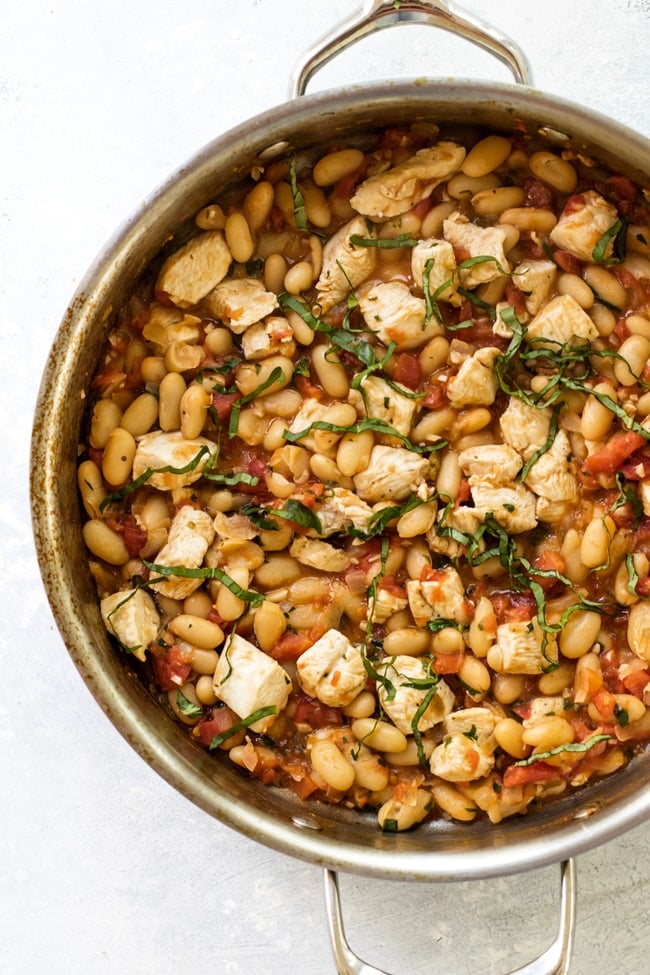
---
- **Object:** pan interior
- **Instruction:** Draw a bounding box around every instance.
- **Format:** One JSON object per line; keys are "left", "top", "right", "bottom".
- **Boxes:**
{"left": 31, "top": 79, "right": 650, "bottom": 880}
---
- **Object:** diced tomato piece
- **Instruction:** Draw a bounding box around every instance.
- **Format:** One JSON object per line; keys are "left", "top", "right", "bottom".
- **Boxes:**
{"left": 421, "top": 383, "right": 447, "bottom": 409}
{"left": 490, "top": 590, "right": 537, "bottom": 624}
{"left": 523, "top": 177, "right": 554, "bottom": 210}
{"left": 591, "top": 688, "right": 617, "bottom": 722}
{"left": 582, "top": 431, "right": 646, "bottom": 476}
{"left": 614, "top": 317, "right": 631, "bottom": 342}
{"left": 195, "top": 705, "right": 238, "bottom": 748}
{"left": 432, "top": 652, "right": 464, "bottom": 675}
{"left": 503, "top": 761, "right": 562, "bottom": 788}
{"left": 87, "top": 446, "right": 103, "bottom": 467}
{"left": 293, "top": 692, "right": 343, "bottom": 729}
{"left": 623, "top": 668, "right": 650, "bottom": 699}
{"left": 562, "top": 193, "right": 586, "bottom": 216}
{"left": 530, "top": 549, "right": 567, "bottom": 592}
{"left": 455, "top": 479, "right": 471, "bottom": 507}
{"left": 505, "top": 281, "right": 528, "bottom": 318}
{"left": 295, "top": 374, "right": 324, "bottom": 400}
{"left": 211, "top": 391, "right": 239, "bottom": 421}
{"left": 104, "top": 515, "right": 147, "bottom": 557}
{"left": 378, "top": 575, "right": 407, "bottom": 599}
{"left": 270, "top": 629, "right": 320, "bottom": 661}
{"left": 392, "top": 352, "right": 421, "bottom": 390}
{"left": 604, "top": 174, "right": 638, "bottom": 206}
{"left": 285, "top": 770, "right": 321, "bottom": 799}
{"left": 553, "top": 250, "right": 583, "bottom": 275}
{"left": 153, "top": 645, "right": 193, "bottom": 691}
{"left": 121, "top": 516, "right": 148, "bottom": 557}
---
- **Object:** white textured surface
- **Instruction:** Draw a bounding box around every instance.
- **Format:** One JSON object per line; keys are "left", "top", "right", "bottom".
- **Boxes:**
{"left": 3, "top": 1, "right": 650, "bottom": 972}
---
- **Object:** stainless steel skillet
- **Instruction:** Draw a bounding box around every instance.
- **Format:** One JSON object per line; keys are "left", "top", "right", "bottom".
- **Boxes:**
{"left": 30, "top": 2, "right": 650, "bottom": 972}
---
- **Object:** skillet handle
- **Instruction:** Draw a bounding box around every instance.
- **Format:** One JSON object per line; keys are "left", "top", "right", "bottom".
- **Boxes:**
{"left": 290, "top": 0, "right": 533, "bottom": 98}
{"left": 323, "top": 858, "right": 577, "bottom": 975}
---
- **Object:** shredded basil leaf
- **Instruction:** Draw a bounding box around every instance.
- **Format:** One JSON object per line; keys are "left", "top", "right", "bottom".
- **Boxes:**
{"left": 228, "top": 366, "right": 285, "bottom": 438}
{"left": 592, "top": 218, "right": 627, "bottom": 265}
{"left": 208, "top": 705, "right": 279, "bottom": 749}
{"left": 513, "top": 734, "right": 612, "bottom": 766}
{"left": 176, "top": 689, "right": 203, "bottom": 719}
{"left": 99, "top": 445, "right": 214, "bottom": 510}
{"left": 349, "top": 233, "right": 418, "bottom": 249}
{"left": 288, "top": 157, "right": 308, "bottom": 232}
{"left": 144, "top": 560, "right": 264, "bottom": 607}
{"left": 284, "top": 416, "right": 444, "bottom": 455}
{"left": 203, "top": 470, "right": 259, "bottom": 487}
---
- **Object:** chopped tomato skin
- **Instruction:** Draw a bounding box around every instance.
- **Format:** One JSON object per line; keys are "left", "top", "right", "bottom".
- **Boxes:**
{"left": 153, "top": 646, "right": 193, "bottom": 691}
{"left": 295, "top": 374, "right": 324, "bottom": 400}
{"left": 503, "top": 762, "right": 562, "bottom": 788}
{"left": 293, "top": 693, "right": 343, "bottom": 729}
{"left": 195, "top": 706, "right": 238, "bottom": 748}
{"left": 392, "top": 352, "right": 421, "bottom": 389}
{"left": 432, "top": 652, "right": 464, "bottom": 675}
{"left": 582, "top": 432, "right": 646, "bottom": 476}
{"left": 211, "top": 391, "right": 239, "bottom": 421}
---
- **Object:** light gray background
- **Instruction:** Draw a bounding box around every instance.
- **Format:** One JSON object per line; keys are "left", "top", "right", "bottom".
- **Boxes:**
{"left": 3, "top": 1, "right": 650, "bottom": 972}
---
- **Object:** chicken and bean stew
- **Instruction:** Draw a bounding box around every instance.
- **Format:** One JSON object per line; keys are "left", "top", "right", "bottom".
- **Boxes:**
{"left": 79, "top": 122, "right": 650, "bottom": 830}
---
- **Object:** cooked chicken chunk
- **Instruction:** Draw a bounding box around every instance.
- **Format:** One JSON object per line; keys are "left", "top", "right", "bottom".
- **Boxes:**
{"left": 241, "top": 316, "right": 295, "bottom": 361}
{"left": 443, "top": 212, "right": 511, "bottom": 286}
{"left": 458, "top": 443, "right": 523, "bottom": 484}
{"left": 487, "top": 619, "right": 558, "bottom": 674}
{"left": 203, "top": 278, "right": 278, "bottom": 334}
{"left": 526, "top": 294, "right": 598, "bottom": 348}
{"left": 213, "top": 633, "right": 291, "bottom": 733}
{"left": 296, "top": 629, "right": 366, "bottom": 708}
{"left": 522, "top": 697, "right": 567, "bottom": 725}
{"left": 500, "top": 398, "right": 552, "bottom": 460}
{"left": 353, "top": 445, "right": 429, "bottom": 502}
{"left": 148, "top": 506, "right": 216, "bottom": 600}
{"left": 100, "top": 588, "right": 160, "bottom": 663}
{"left": 524, "top": 429, "right": 578, "bottom": 505}
{"left": 368, "top": 584, "right": 408, "bottom": 624}
{"left": 377, "top": 656, "right": 455, "bottom": 734}
{"left": 156, "top": 230, "right": 232, "bottom": 308}
{"left": 411, "top": 238, "right": 461, "bottom": 306}
{"left": 406, "top": 566, "right": 470, "bottom": 627}
{"left": 132, "top": 431, "right": 218, "bottom": 491}
{"left": 142, "top": 305, "right": 202, "bottom": 351}
{"left": 447, "top": 346, "right": 501, "bottom": 408}
{"left": 429, "top": 732, "right": 495, "bottom": 782}
{"left": 430, "top": 709, "right": 497, "bottom": 782}
{"left": 511, "top": 259, "right": 557, "bottom": 317}
{"left": 350, "top": 142, "right": 466, "bottom": 221}
{"left": 444, "top": 707, "right": 497, "bottom": 744}
{"left": 351, "top": 374, "right": 418, "bottom": 437}
{"left": 550, "top": 190, "right": 620, "bottom": 262}
{"left": 315, "top": 215, "right": 377, "bottom": 311}
{"left": 290, "top": 536, "right": 351, "bottom": 572}
{"left": 357, "top": 280, "right": 441, "bottom": 351}
{"left": 427, "top": 504, "right": 484, "bottom": 558}
{"left": 315, "top": 487, "right": 375, "bottom": 537}
{"left": 469, "top": 480, "right": 538, "bottom": 534}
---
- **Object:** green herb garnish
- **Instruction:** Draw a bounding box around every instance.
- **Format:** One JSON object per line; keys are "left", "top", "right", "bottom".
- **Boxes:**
{"left": 208, "top": 706, "right": 279, "bottom": 749}
{"left": 513, "top": 734, "right": 612, "bottom": 766}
